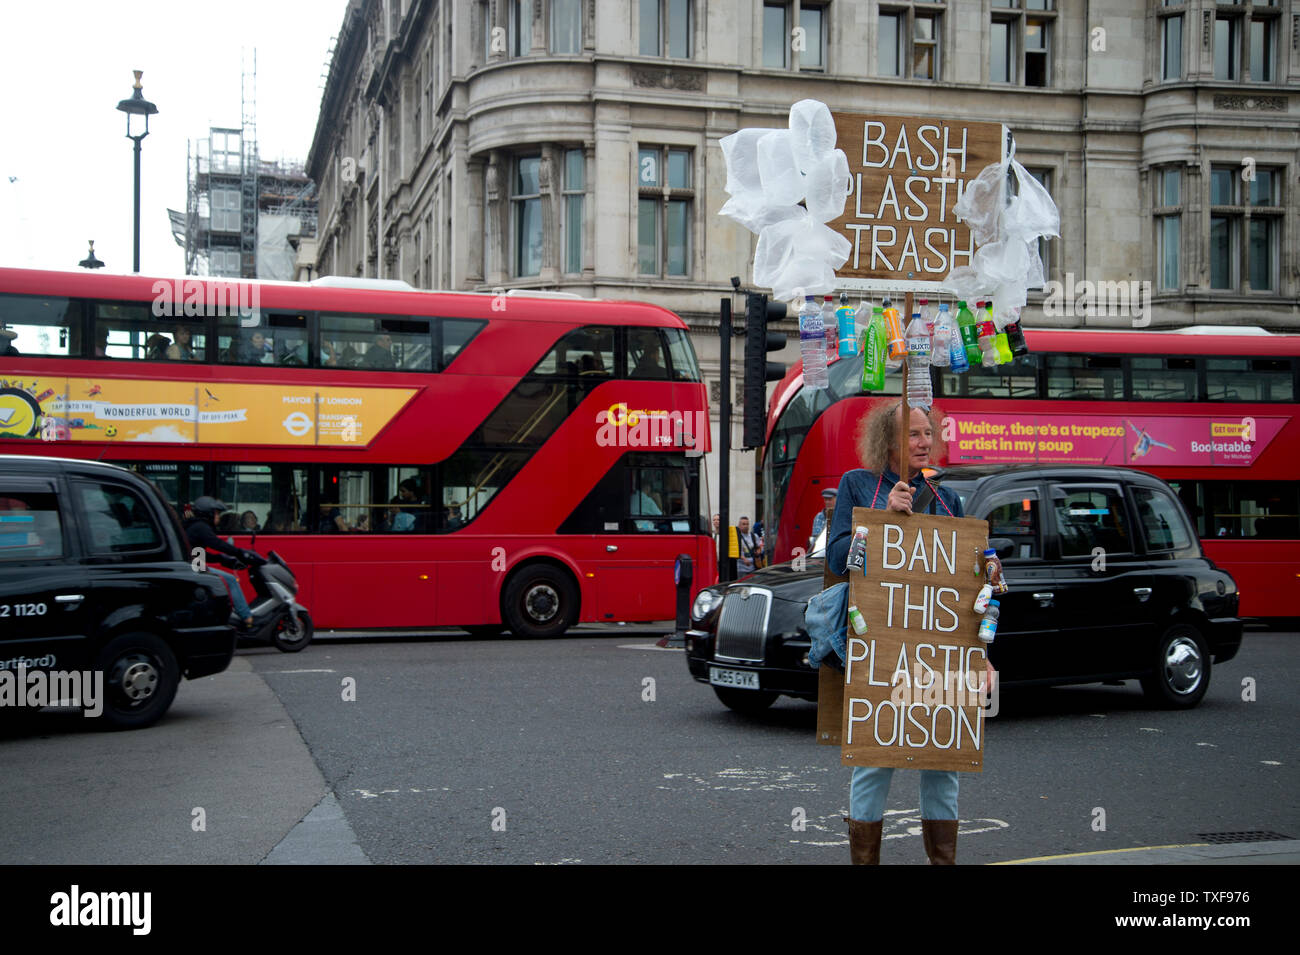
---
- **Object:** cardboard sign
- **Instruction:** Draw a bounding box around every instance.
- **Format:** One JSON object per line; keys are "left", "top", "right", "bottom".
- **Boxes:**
{"left": 827, "top": 113, "right": 1007, "bottom": 292}
{"left": 840, "top": 506, "right": 991, "bottom": 772}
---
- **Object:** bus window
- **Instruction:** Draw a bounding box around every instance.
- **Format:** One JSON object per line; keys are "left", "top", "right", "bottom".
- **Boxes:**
{"left": 0, "top": 294, "right": 82, "bottom": 357}
{"left": 315, "top": 468, "right": 375, "bottom": 533}
{"left": 627, "top": 328, "right": 670, "bottom": 380}
{"left": 530, "top": 326, "right": 614, "bottom": 378}
{"left": 1130, "top": 356, "right": 1197, "bottom": 401}
{"left": 940, "top": 355, "right": 1041, "bottom": 399}
{"left": 321, "top": 314, "right": 432, "bottom": 371}
{"left": 440, "top": 448, "right": 530, "bottom": 528}
{"left": 439, "top": 318, "right": 487, "bottom": 371}
{"left": 216, "top": 464, "right": 307, "bottom": 534}
{"left": 1206, "top": 358, "right": 1293, "bottom": 402}
{"left": 1046, "top": 355, "right": 1122, "bottom": 400}
{"left": 89, "top": 302, "right": 204, "bottom": 362}
{"left": 559, "top": 452, "right": 692, "bottom": 534}
{"left": 663, "top": 328, "right": 702, "bottom": 382}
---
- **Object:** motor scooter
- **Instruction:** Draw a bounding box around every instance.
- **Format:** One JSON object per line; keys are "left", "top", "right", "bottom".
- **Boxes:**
{"left": 228, "top": 543, "right": 313, "bottom": 653}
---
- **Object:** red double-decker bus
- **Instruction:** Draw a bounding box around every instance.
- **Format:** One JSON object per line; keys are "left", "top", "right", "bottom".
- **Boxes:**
{"left": 762, "top": 327, "right": 1299, "bottom": 617}
{"left": 0, "top": 267, "right": 715, "bottom": 635}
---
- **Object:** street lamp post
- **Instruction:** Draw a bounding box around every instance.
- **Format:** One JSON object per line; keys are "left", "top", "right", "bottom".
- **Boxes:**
{"left": 116, "top": 70, "right": 158, "bottom": 273}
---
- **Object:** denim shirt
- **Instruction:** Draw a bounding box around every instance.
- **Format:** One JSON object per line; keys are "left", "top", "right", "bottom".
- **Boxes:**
{"left": 826, "top": 468, "right": 964, "bottom": 577}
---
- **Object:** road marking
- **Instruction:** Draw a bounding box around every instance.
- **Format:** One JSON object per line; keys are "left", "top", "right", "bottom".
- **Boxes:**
{"left": 617, "top": 643, "right": 681, "bottom": 652}
{"left": 1196, "top": 742, "right": 1218, "bottom": 747}
{"left": 1139, "top": 727, "right": 1161, "bottom": 732}
{"left": 990, "top": 843, "right": 1209, "bottom": 865}
{"left": 1262, "top": 760, "right": 1281, "bottom": 765}
{"left": 790, "top": 809, "right": 1010, "bottom": 848}
{"left": 272, "top": 669, "right": 338, "bottom": 674}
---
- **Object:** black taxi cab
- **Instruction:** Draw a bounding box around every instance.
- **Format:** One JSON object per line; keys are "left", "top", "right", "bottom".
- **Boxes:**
{"left": 0, "top": 455, "right": 236, "bottom": 728}
{"left": 686, "top": 466, "right": 1242, "bottom": 713}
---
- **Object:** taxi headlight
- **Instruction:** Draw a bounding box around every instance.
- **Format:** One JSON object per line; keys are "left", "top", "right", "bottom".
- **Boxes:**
{"left": 692, "top": 589, "right": 723, "bottom": 621}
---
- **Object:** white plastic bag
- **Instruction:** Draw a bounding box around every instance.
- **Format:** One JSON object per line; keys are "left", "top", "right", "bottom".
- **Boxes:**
{"left": 717, "top": 99, "right": 853, "bottom": 302}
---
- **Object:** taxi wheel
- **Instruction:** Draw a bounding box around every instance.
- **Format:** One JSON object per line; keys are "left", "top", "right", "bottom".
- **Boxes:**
{"left": 96, "top": 632, "right": 180, "bottom": 730}
{"left": 272, "top": 611, "right": 314, "bottom": 653}
{"left": 1141, "top": 623, "right": 1211, "bottom": 709}
{"left": 713, "top": 686, "right": 779, "bottom": 715}
{"left": 502, "top": 565, "right": 578, "bottom": 638}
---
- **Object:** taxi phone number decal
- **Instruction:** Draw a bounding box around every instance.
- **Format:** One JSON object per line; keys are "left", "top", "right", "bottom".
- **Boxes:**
{"left": 0, "top": 602, "right": 48, "bottom": 617}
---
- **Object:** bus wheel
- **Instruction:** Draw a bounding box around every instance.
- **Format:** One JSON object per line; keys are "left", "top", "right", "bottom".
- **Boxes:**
{"left": 502, "top": 565, "right": 578, "bottom": 638}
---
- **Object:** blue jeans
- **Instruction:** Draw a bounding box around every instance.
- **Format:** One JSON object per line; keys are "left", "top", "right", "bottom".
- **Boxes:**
{"left": 211, "top": 568, "right": 252, "bottom": 621}
{"left": 850, "top": 767, "right": 959, "bottom": 822}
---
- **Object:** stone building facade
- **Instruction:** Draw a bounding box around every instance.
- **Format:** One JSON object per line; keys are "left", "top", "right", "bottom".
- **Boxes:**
{"left": 307, "top": 0, "right": 1299, "bottom": 519}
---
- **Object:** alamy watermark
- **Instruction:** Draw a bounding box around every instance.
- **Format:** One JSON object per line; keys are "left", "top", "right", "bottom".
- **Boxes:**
{"left": 1042, "top": 272, "right": 1151, "bottom": 328}
{"left": 0, "top": 664, "right": 104, "bottom": 717}
{"left": 151, "top": 278, "right": 260, "bottom": 327}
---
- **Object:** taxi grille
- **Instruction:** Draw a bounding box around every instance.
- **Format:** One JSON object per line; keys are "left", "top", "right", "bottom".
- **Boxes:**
{"left": 714, "top": 588, "right": 771, "bottom": 663}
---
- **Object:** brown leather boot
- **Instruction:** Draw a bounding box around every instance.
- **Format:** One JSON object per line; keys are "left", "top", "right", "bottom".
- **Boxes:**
{"left": 845, "top": 816, "right": 883, "bottom": 865}
{"left": 921, "top": 819, "right": 958, "bottom": 865}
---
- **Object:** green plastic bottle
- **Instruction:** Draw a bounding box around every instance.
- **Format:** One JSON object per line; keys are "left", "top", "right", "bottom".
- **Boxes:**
{"left": 956, "top": 300, "right": 980, "bottom": 367}
{"left": 861, "top": 306, "right": 886, "bottom": 392}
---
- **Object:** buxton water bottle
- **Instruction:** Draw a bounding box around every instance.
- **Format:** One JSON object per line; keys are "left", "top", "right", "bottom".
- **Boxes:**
{"left": 799, "top": 295, "right": 828, "bottom": 389}
{"left": 904, "top": 312, "right": 933, "bottom": 411}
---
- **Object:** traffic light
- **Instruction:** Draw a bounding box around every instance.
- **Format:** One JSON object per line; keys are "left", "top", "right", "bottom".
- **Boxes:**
{"left": 742, "top": 292, "right": 787, "bottom": 449}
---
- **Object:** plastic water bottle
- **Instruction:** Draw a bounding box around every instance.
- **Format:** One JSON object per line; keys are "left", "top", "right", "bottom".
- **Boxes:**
{"left": 973, "top": 582, "right": 993, "bottom": 613}
{"left": 861, "top": 307, "right": 886, "bottom": 392}
{"left": 956, "top": 300, "right": 980, "bottom": 367}
{"left": 847, "top": 524, "right": 870, "bottom": 571}
{"left": 822, "top": 295, "right": 838, "bottom": 359}
{"left": 847, "top": 605, "right": 868, "bottom": 635}
{"left": 948, "top": 314, "right": 970, "bottom": 373}
{"left": 978, "top": 599, "right": 1000, "bottom": 644}
{"left": 905, "top": 312, "right": 933, "bottom": 411}
{"left": 837, "top": 293, "right": 857, "bottom": 357}
{"left": 918, "top": 298, "right": 933, "bottom": 341}
{"left": 930, "top": 303, "right": 952, "bottom": 368}
{"left": 799, "top": 295, "right": 828, "bottom": 389}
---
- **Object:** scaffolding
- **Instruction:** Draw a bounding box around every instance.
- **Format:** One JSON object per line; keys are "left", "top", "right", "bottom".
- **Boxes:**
{"left": 172, "top": 49, "right": 317, "bottom": 279}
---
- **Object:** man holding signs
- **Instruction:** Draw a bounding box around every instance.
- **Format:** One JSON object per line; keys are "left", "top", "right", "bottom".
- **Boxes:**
{"left": 828, "top": 400, "right": 993, "bottom": 865}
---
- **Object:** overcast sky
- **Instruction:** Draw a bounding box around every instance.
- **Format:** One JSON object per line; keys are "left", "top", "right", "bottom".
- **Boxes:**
{"left": 0, "top": 1, "right": 343, "bottom": 276}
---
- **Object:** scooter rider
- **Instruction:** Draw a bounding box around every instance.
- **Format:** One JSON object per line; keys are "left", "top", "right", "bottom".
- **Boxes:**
{"left": 185, "top": 496, "right": 256, "bottom": 631}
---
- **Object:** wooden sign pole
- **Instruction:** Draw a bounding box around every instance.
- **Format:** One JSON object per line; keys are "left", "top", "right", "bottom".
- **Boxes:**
{"left": 898, "top": 290, "right": 914, "bottom": 486}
